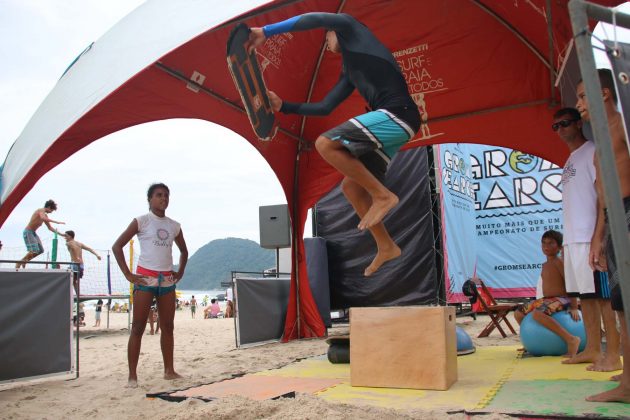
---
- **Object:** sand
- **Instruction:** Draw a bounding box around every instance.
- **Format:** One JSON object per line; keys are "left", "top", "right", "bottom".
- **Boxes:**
{"left": 0, "top": 309, "right": 519, "bottom": 419}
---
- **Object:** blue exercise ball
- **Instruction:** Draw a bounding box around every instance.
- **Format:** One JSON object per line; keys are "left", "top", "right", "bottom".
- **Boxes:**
{"left": 456, "top": 326, "right": 475, "bottom": 355}
{"left": 520, "top": 310, "right": 587, "bottom": 356}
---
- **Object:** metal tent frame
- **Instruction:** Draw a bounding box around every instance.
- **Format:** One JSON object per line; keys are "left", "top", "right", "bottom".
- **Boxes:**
{"left": 569, "top": 0, "right": 630, "bottom": 333}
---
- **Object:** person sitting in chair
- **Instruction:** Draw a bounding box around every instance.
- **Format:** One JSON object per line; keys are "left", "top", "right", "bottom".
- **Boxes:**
{"left": 514, "top": 230, "right": 581, "bottom": 358}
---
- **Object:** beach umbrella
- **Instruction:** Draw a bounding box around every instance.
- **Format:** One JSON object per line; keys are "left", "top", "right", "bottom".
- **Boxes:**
{"left": 0, "top": 0, "right": 622, "bottom": 340}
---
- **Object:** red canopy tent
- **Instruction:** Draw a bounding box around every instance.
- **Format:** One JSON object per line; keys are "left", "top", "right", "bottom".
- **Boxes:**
{"left": 0, "top": 0, "right": 621, "bottom": 340}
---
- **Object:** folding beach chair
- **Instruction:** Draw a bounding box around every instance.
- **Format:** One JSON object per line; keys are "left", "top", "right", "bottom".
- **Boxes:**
{"left": 464, "top": 278, "right": 519, "bottom": 338}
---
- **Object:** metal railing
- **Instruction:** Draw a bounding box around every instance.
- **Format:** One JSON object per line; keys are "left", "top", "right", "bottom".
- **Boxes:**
{"left": 569, "top": 0, "right": 630, "bottom": 334}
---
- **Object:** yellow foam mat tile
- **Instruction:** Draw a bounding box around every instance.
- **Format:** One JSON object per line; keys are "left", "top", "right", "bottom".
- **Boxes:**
{"left": 254, "top": 356, "right": 349, "bottom": 380}
{"left": 259, "top": 346, "right": 521, "bottom": 410}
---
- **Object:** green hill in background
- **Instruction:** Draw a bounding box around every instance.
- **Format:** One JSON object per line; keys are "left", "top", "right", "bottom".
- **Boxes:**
{"left": 177, "top": 237, "right": 275, "bottom": 290}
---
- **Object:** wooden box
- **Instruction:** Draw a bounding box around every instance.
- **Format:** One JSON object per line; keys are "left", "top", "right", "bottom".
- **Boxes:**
{"left": 350, "top": 306, "right": 457, "bottom": 390}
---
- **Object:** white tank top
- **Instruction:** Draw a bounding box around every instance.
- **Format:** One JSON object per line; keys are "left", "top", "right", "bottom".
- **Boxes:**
{"left": 135, "top": 212, "right": 181, "bottom": 272}
{"left": 562, "top": 141, "right": 597, "bottom": 244}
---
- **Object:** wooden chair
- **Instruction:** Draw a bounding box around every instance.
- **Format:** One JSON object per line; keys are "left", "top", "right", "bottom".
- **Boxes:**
{"left": 467, "top": 278, "right": 519, "bottom": 338}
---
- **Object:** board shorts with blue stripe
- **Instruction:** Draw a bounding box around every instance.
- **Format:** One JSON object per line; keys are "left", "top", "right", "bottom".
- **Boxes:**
{"left": 23, "top": 229, "right": 43, "bottom": 254}
{"left": 322, "top": 108, "right": 418, "bottom": 182}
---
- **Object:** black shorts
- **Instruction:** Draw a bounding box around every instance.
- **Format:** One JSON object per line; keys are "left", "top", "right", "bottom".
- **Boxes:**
{"left": 604, "top": 196, "right": 630, "bottom": 311}
{"left": 610, "top": 285, "right": 624, "bottom": 312}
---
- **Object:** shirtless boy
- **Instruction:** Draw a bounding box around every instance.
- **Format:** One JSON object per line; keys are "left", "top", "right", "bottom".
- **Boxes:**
{"left": 62, "top": 230, "right": 101, "bottom": 293}
{"left": 17, "top": 199, "right": 65, "bottom": 268}
{"left": 577, "top": 68, "right": 630, "bottom": 403}
{"left": 514, "top": 230, "right": 581, "bottom": 358}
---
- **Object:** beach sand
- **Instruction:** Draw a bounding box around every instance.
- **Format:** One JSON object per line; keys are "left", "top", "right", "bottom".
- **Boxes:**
{"left": 1, "top": 309, "right": 519, "bottom": 419}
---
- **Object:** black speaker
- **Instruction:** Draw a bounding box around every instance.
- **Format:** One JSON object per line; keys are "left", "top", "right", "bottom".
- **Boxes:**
{"left": 259, "top": 204, "right": 291, "bottom": 249}
{"left": 304, "top": 237, "right": 331, "bottom": 327}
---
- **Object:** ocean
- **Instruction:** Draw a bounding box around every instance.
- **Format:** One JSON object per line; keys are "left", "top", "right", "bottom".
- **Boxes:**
{"left": 81, "top": 288, "right": 230, "bottom": 309}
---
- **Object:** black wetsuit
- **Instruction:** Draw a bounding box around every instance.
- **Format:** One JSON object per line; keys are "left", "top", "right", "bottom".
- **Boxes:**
{"left": 263, "top": 12, "right": 420, "bottom": 131}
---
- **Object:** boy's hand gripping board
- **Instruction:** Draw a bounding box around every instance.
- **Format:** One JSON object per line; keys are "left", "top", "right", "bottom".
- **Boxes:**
{"left": 227, "top": 23, "right": 277, "bottom": 141}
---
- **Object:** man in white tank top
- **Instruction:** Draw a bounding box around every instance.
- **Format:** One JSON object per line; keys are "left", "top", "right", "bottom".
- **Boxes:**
{"left": 554, "top": 107, "right": 621, "bottom": 371}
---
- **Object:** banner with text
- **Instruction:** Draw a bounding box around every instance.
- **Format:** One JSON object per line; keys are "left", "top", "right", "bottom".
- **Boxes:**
{"left": 439, "top": 144, "right": 563, "bottom": 301}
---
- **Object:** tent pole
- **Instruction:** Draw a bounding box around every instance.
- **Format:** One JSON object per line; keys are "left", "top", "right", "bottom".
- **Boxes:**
{"left": 471, "top": 0, "right": 552, "bottom": 71}
{"left": 417, "top": 99, "right": 548, "bottom": 128}
{"left": 292, "top": 147, "right": 301, "bottom": 338}
{"left": 569, "top": 0, "right": 630, "bottom": 338}
{"left": 546, "top": 0, "right": 557, "bottom": 106}
{"left": 288, "top": 0, "right": 346, "bottom": 339}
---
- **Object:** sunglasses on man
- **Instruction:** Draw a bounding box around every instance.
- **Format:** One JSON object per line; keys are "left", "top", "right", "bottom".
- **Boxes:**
{"left": 551, "top": 119, "right": 579, "bottom": 131}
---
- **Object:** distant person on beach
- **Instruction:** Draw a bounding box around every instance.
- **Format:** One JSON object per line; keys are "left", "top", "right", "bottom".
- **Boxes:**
{"left": 576, "top": 69, "right": 630, "bottom": 403}
{"left": 514, "top": 230, "right": 582, "bottom": 358}
{"left": 76, "top": 303, "right": 86, "bottom": 326}
{"left": 17, "top": 199, "right": 65, "bottom": 268}
{"left": 112, "top": 183, "right": 189, "bottom": 388}
{"left": 148, "top": 298, "right": 160, "bottom": 335}
{"left": 93, "top": 299, "right": 103, "bottom": 327}
{"left": 204, "top": 298, "right": 221, "bottom": 319}
{"left": 62, "top": 230, "right": 102, "bottom": 294}
{"left": 190, "top": 295, "right": 197, "bottom": 319}
{"left": 225, "top": 299, "right": 234, "bottom": 318}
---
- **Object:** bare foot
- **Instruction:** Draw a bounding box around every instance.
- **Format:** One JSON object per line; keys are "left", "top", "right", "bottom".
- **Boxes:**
{"left": 586, "top": 384, "right": 630, "bottom": 403}
{"left": 586, "top": 357, "right": 623, "bottom": 372}
{"left": 358, "top": 192, "right": 398, "bottom": 231}
{"left": 164, "top": 371, "right": 183, "bottom": 380}
{"left": 364, "top": 245, "right": 401, "bottom": 276}
{"left": 610, "top": 374, "right": 622, "bottom": 381}
{"left": 149, "top": 331, "right": 154, "bottom": 335}
{"left": 126, "top": 378, "right": 138, "bottom": 388}
{"left": 562, "top": 350, "right": 600, "bottom": 365}
{"left": 565, "top": 336, "right": 581, "bottom": 359}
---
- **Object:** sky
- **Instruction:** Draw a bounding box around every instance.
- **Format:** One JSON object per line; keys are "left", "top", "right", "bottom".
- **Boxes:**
{"left": 0, "top": 1, "right": 629, "bottom": 258}
{"left": 0, "top": 0, "right": 292, "bottom": 257}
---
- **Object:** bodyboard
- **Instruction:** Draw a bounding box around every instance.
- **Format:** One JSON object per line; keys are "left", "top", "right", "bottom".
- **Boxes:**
{"left": 226, "top": 23, "right": 277, "bottom": 141}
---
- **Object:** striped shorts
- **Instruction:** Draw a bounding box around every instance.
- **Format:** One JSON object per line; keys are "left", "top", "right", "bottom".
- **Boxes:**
{"left": 322, "top": 108, "right": 417, "bottom": 182}
{"left": 23, "top": 229, "right": 43, "bottom": 254}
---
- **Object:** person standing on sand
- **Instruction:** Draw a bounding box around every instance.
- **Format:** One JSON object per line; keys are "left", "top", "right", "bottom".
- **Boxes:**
{"left": 190, "top": 295, "right": 197, "bottom": 319}
{"left": 551, "top": 107, "right": 621, "bottom": 372}
{"left": 62, "top": 230, "right": 102, "bottom": 294}
{"left": 577, "top": 69, "right": 630, "bottom": 403}
{"left": 112, "top": 183, "right": 188, "bottom": 388}
{"left": 17, "top": 199, "right": 65, "bottom": 268}
{"left": 94, "top": 299, "right": 103, "bottom": 327}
